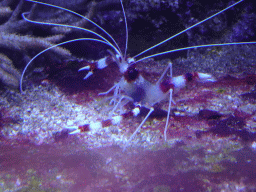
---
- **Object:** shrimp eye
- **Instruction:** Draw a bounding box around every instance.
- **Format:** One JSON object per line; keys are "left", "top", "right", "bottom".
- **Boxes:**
{"left": 124, "top": 64, "right": 139, "bottom": 82}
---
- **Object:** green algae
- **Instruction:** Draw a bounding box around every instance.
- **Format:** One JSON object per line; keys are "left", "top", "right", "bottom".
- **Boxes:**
{"left": 204, "top": 153, "right": 237, "bottom": 164}
{"left": 209, "top": 164, "right": 226, "bottom": 173}
{"left": 154, "top": 185, "right": 170, "bottom": 192}
{"left": 204, "top": 143, "right": 242, "bottom": 164}
{"left": 182, "top": 144, "right": 202, "bottom": 153}
{"left": 216, "top": 88, "right": 226, "bottom": 94}
{"left": 17, "top": 176, "right": 56, "bottom": 192}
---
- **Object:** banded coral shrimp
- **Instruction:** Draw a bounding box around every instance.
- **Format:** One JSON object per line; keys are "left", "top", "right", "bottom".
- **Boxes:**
{"left": 19, "top": 0, "right": 256, "bottom": 150}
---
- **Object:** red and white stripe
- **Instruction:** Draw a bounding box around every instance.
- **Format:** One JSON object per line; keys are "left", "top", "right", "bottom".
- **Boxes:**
{"left": 160, "top": 72, "right": 215, "bottom": 94}
{"left": 78, "top": 56, "right": 114, "bottom": 79}
{"left": 67, "top": 104, "right": 142, "bottom": 134}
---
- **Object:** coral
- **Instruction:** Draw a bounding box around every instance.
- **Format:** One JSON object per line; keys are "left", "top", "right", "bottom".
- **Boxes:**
{"left": 0, "top": 53, "right": 20, "bottom": 88}
{"left": 0, "top": 0, "right": 74, "bottom": 89}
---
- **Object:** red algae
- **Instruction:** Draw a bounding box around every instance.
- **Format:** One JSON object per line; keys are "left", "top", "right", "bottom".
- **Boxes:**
{"left": 241, "top": 90, "right": 256, "bottom": 103}
{"left": 0, "top": 108, "right": 20, "bottom": 130}
{"left": 2, "top": 65, "right": 256, "bottom": 189}
{"left": 2, "top": 70, "right": 256, "bottom": 190}
{"left": 2, "top": 140, "right": 256, "bottom": 191}
{"left": 0, "top": 141, "right": 104, "bottom": 191}
{"left": 198, "top": 109, "right": 222, "bottom": 120}
{"left": 217, "top": 74, "right": 256, "bottom": 89}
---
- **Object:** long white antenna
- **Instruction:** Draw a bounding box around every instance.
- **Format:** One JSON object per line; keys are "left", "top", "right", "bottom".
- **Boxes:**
{"left": 135, "top": 42, "right": 256, "bottom": 63}
{"left": 22, "top": 12, "right": 121, "bottom": 56}
{"left": 133, "top": 0, "right": 244, "bottom": 59}
{"left": 26, "top": 0, "right": 122, "bottom": 54}
{"left": 119, "top": 0, "right": 129, "bottom": 59}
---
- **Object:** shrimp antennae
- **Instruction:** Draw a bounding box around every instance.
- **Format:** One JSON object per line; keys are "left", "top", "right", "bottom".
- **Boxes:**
{"left": 25, "top": 0, "right": 122, "bottom": 55}
{"left": 22, "top": 12, "right": 121, "bottom": 55}
{"left": 135, "top": 42, "right": 256, "bottom": 63}
{"left": 22, "top": 13, "right": 121, "bottom": 56}
{"left": 133, "top": 0, "right": 244, "bottom": 59}
{"left": 119, "top": 0, "right": 128, "bottom": 59}
{"left": 19, "top": 38, "right": 117, "bottom": 93}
